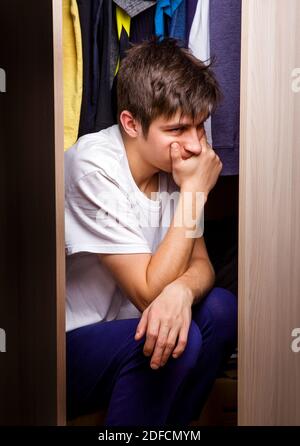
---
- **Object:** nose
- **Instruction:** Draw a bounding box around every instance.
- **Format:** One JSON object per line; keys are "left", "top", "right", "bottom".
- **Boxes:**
{"left": 183, "top": 128, "right": 202, "bottom": 156}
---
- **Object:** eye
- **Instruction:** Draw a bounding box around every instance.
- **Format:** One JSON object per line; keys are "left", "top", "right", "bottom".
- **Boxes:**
{"left": 169, "top": 128, "right": 182, "bottom": 132}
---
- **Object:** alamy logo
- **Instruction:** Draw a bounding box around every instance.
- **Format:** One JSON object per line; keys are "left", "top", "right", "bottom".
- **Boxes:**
{"left": 95, "top": 190, "right": 205, "bottom": 239}
{"left": 291, "top": 328, "right": 300, "bottom": 353}
{"left": 0, "top": 68, "right": 6, "bottom": 93}
{"left": 291, "top": 68, "right": 300, "bottom": 93}
{"left": 0, "top": 328, "right": 6, "bottom": 352}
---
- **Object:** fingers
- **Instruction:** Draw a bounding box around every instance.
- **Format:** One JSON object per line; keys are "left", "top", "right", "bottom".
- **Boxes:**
{"left": 170, "top": 142, "right": 182, "bottom": 163}
{"left": 142, "top": 318, "right": 160, "bottom": 360}
{"left": 134, "top": 307, "right": 149, "bottom": 341}
{"left": 149, "top": 322, "right": 189, "bottom": 369}
{"left": 199, "top": 132, "right": 210, "bottom": 152}
{"left": 148, "top": 324, "right": 170, "bottom": 369}
{"left": 171, "top": 322, "right": 189, "bottom": 359}
{"left": 198, "top": 125, "right": 206, "bottom": 141}
{"left": 159, "top": 327, "right": 179, "bottom": 367}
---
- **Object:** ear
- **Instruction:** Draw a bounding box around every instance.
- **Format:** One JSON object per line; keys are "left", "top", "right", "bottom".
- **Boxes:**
{"left": 119, "top": 110, "right": 142, "bottom": 138}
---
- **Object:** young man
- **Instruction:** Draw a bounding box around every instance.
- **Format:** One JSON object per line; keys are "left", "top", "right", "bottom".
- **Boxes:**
{"left": 65, "top": 38, "right": 237, "bottom": 426}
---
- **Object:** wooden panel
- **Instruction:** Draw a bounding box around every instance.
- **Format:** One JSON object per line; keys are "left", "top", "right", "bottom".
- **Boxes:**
{"left": 53, "top": 0, "right": 66, "bottom": 427}
{"left": 238, "top": 0, "right": 300, "bottom": 425}
{"left": 0, "top": 12, "right": 20, "bottom": 420}
{"left": 0, "top": 0, "right": 65, "bottom": 425}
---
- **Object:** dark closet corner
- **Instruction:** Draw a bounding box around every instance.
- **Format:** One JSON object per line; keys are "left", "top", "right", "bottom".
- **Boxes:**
{"left": 204, "top": 175, "right": 239, "bottom": 298}
{"left": 198, "top": 175, "right": 239, "bottom": 426}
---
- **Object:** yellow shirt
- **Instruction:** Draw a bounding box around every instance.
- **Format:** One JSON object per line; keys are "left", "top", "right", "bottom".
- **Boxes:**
{"left": 63, "top": 0, "right": 83, "bottom": 150}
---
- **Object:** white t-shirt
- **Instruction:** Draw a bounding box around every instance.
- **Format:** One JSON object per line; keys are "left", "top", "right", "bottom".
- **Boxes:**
{"left": 65, "top": 124, "right": 179, "bottom": 332}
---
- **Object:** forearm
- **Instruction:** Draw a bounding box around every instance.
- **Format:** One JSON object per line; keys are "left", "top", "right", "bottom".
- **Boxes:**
{"left": 169, "top": 257, "right": 215, "bottom": 305}
{"left": 145, "top": 189, "right": 205, "bottom": 301}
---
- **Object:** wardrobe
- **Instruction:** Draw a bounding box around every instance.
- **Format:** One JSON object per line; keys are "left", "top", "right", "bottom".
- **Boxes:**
{"left": 0, "top": 0, "right": 299, "bottom": 426}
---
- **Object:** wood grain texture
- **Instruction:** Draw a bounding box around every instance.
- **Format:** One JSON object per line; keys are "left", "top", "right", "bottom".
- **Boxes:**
{"left": 0, "top": 0, "right": 65, "bottom": 425}
{"left": 52, "top": 0, "right": 66, "bottom": 427}
{"left": 238, "top": 0, "right": 300, "bottom": 426}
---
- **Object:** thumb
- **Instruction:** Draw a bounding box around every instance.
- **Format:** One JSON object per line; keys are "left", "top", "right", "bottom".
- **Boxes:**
{"left": 200, "top": 132, "right": 209, "bottom": 151}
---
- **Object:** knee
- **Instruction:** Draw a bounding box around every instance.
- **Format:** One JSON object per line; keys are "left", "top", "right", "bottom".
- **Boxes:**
{"left": 199, "top": 287, "right": 238, "bottom": 347}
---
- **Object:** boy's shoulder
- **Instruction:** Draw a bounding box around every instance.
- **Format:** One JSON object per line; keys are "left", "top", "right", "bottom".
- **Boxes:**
{"left": 64, "top": 124, "right": 123, "bottom": 189}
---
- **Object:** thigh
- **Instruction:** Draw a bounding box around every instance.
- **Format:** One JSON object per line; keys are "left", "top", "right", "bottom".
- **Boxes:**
{"left": 191, "top": 287, "right": 238, "bottom": 347}
{"left": 66, "top": 318, "right": 142, "bottom": 417}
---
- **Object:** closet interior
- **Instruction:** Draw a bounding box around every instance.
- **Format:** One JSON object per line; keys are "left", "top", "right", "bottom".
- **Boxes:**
{"left": 2, "top": 0, "right": 299, "bottom": 427}
{"left": 62, "top": 0, "right": 240, "bottom": 426}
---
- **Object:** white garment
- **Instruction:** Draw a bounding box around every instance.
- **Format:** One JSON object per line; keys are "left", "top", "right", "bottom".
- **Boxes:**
{"left": 65, "top": 124, "right": 179, "bottom": 332}
{"left": 188, "top": 0, "right": 212, "bottom": 146}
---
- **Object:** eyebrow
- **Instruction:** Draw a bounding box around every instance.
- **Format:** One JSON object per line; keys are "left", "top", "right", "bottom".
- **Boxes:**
{"left": 160, "top": 123, "right": 188, "bottom": 129}
{"left": 160, "top": 121, "right": 204, "bottom": 129}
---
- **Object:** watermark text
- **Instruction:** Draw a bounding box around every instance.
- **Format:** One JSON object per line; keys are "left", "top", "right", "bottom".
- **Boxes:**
{"left": 291, "top": 68, "right": 300, "bottom": 93}
{"left": 95, "top": 190, "right": 204, "bottom": 239}
{"left": 291, "top": 328, "right": 300, "bottom": 353}
{"left": 0, "top": 68, "right": 6, "bottom": 93}
{"left": 0, "top": 328, "right": 6, "bottom": 352}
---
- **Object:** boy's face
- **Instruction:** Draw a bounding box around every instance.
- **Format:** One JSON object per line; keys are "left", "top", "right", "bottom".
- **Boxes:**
{"left": 138, "top": 110, "right": 206, "bottom": 173}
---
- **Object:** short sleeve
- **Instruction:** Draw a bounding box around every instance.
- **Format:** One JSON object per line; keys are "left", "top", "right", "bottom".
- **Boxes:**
{"left": 65, "top": 170, "right": 152, "bottom": 255}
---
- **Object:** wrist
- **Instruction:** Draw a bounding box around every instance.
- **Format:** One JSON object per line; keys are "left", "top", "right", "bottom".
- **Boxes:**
{"left": 165, "top": 281, "right": 194, "bottom": 306}
{"left": 180, "top": 183, "right": 208, "bottom": 204}
{"left": 180, "top": 180, "right": 198, "bottom": 193}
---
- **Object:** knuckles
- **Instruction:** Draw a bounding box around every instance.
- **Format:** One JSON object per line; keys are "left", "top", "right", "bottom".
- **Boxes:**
{"left": 146, "top": 332, "right": 158, "bottom": 341}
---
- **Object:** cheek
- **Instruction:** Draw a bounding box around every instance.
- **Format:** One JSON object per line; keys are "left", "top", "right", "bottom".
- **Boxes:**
{"left": 152, "top": 135, "right": 172, "bottom": 157}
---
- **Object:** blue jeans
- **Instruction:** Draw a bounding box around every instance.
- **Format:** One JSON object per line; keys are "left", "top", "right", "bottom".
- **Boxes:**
{"left": 66, "top": 287, "right": 237, "bottom": 426}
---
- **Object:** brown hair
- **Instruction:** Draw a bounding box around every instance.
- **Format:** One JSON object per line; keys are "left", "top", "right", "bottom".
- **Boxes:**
{"left": 117, "top": 37, "right": 221, "bottom": 137}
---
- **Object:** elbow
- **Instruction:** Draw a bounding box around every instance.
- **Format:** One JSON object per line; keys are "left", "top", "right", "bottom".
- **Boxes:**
{"left": 139, "top": 289, "right": 154, "bottom": 311}
{"left": 125, "top": 274, "right": 156, "bottom": 313}
{"left": 137, "top": 268, "right": 157, "bottom": 310}
{"left": 138, "top": 299, "right": 150, "bottom": 312}
{"left": 134, "top": 296, "right": 151, "bottom": 313}
{"left": 133, "top": 288, "right": 153, "bottom": 313}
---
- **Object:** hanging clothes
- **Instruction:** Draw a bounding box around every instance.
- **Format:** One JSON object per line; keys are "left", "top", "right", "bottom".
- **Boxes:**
{"left": 111, "top": 1, "right": 157, "bottom": 122}
{"left": 210, "top": 0, "right": 242, "bottom": 175}
{"left": 185, "top": 0, "right": 197, "bottom": 42}
{"left": 114, "top": 0, "right": 157, "bottom": 20}
{"left": 188, "top": 0, "right": 212, "bottom": 146}
{"left": 130, "top": 4, "right": 156, "bottom": 44}
{"left": 76, "top": 0, "right": 101, "bottom": 136}
{"left": 115, "top": 6, "right": 131, "bottom": 70}
{"left": 110, "top": 4, "right": 132, "bottom": 126}
{"left": 189, "top": 0, "right": 210, "bottom": 65}
{"left": 114, "top": 0, "right": 157, "bottom": 69}
{"left": 93, "top": 0, "right": 117, "bottom": 133}
{"left": 63, "top": 0, "right": 83, "bottom": 150}
{"left": 76, "top": 0, "right": 119, "bottom": 136}
{"left": 109, "top": 9, "right": 119, "bottom": 90}
{"left": 154, "top": 0, "right": 183, "bottom": 38}
{"left": 168, "top": 0, "right": 186, "bottom": 44}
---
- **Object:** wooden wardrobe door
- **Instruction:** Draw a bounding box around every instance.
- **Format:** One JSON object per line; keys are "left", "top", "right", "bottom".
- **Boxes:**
{"left": 239, "top": 0, "right": 300, "bottom": 425}
{"left": 0, "top": 0, "right": 65, "bottom": 425}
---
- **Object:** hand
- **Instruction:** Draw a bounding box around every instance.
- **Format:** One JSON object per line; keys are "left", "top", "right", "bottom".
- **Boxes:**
{"left": 170, "top": 133, "right": 222, "bottom": 195}
{"left": 134, "top": 283, "right": 193, "bottom": 369}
